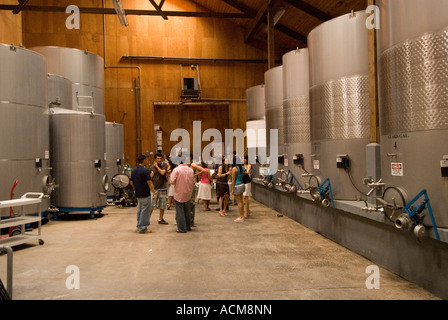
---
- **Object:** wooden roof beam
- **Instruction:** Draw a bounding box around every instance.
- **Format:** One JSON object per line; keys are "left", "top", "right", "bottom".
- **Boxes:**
{"left": 245, "top": 0, "right": 280, "bottom": 43}
{"left": 0, "top": 4, "right": 253, "bottom": 18}
{"left": 220, "top": 0, "right": 257, "bottom": 15}
{"left": 148, "top": 0, "right": 168, "bottom": 20}
{"left": 283, "top": 0, "right": 333, "bottom": 21}
{"left": 12, "top": 0, "right": 30, "bottom": 14}
{"left": 224, "top": 0, "right": 307, "bottom": 46}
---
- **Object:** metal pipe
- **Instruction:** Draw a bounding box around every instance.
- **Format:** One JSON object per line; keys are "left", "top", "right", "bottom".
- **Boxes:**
{"left": 0, "top": 246, "right": 13, "bottom": 299}
{"left": 121, "top": 55, "right": 274, "bottom": 64}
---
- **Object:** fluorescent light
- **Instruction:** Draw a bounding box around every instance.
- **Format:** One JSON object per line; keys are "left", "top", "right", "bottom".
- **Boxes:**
{"left": 273, "top": 7, "right": 286, "bottom": 26}
{"left": 111, "top": 0, "right": 129, "bottom": 27}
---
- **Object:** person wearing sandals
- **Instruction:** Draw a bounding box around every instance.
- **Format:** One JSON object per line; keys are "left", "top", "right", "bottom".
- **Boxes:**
{"left": 149, "top": 152, "right": 169, "bottom": 225}
{"left": 231, "top": 155, "right": 246, "bottom": 222}
{"left": 166, "top": 155, "right": 177, "bottom": 210}
{"left": 243, "top": 155, "right": 252, "bottom": 218}
{"left": 197, "top": 161, "right": 212, "bottom": 211}
{"left": 216, "top": 157, "right": 231, "bottom": 217}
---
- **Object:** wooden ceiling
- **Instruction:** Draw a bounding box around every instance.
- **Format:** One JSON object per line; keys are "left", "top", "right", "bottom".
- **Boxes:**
{"left": 0, "top": 0, "right": 368, "bottom": 59}
{"left": 188, "top": 0, "right": 368, "bottom": 57}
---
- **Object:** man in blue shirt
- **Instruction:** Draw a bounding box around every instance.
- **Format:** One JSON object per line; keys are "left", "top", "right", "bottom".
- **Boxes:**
{"left": 131, "top": 155, "right": 157, "bottom": 233}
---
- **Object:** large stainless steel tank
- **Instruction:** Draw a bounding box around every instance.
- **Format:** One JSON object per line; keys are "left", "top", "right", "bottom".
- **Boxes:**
{"left": 48, "top": 73, "right": 73, "bottom": 110}
{"left": 246, "top": 85, "right": 266, "bottom": 162}
{"left": 30, "top": 46, "right": 105, "bottom": 115}
{"left": 308, "top": 11, "right": 370, "bottom": 200}
{"left": 282, "top": 48, "right": 312, "bottom": 186}
{"left": 378, "top": 0, "right": 448, "bottom": 228}
{"left": 264, "top": 66, "right": 284, "bottom": 157}
{"left": 0, "top": 44, "right": 51, "bottom": 217}
{"left": 106, "top": 122, "right": 124, "bottom": 198}
{"left": 50, "top": 108, "right": 108, "bottom": 213}
{"left": 246, "top": 85, "right": 265, "bottom": 121}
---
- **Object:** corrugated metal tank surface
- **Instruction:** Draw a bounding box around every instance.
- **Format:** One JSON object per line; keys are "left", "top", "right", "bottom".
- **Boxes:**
{"left": 105, "top": 122, "right": 124, "bottom": 197}
{"left": 282, "top": 48, "right": 312, "bottom": 185}
{"left": 308, "top": 11, "right": 370, "bottom": 200}
{"left": 50, "top": 108, "right": 108, "bottom": 210}
{"left": 264, "top": 66, "right": 284, "bottom": 156}
{"left": 0, "top": 44, "right": 51, "bottom": 217}
{"left": 30, "top": 46, "right": 105, "bottom": 115}
{"left": 378, "top": 0, "right": 448, "bottom": 227}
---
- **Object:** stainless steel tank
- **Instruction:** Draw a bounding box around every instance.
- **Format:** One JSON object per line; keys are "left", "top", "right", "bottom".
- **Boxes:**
{"left": 48, "top": 73, "right": 73, "bottom": 110}
{"left": 282, "top": 48, "right": 312, "bottom": 187}
{"left": 378, "top": 0, "right": 448, "bottom": 228}
{"left": 308, "top": 11, "right": 370, "bottom": 200}
{"left": 50, "top": 108, "right": 108, "bottom": 213}
{"left": 0, "top": 43, "right": 52, "bottom": 217}
{"left": 246, "top": 85, "right": 266, "bottom": 163}
{"left": 264, "top": 66, "right": 284, "bottom": 157}
{"left": 246, "top": 85, "right": 265, "bottom": 121}
{"left": 30, "top": 46, "right": 105, "bottom": 115}
{"left": 106, "top": 122, "right": 124, "bottom": 198}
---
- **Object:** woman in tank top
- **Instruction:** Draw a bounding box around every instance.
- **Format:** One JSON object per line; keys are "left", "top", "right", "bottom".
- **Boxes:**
{"left": 197, "top": 162, "right": 212, "bottom": 211}
{"left": 232, "top": 155, "right": 245, "bottom": 222}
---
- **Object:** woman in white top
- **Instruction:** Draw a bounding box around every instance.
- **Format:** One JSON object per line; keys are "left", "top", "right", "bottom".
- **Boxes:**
{"left": 243, "top": 155, "right": 252, "bottom": 218}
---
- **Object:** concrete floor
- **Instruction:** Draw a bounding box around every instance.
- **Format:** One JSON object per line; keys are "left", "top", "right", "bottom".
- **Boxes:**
{"left": 1, "top": 198, "right": 441, "bottom": 300}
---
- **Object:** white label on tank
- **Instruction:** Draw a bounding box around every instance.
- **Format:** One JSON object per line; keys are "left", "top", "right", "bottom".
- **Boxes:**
{"left": 441, "top": 160, "right": 448, "bottom": 168}
{"left": 314, "top": 160, "right": 320, "bottom": 170}
{"left": 44, "top": 150, "right": 50, "bottom": 160}
{"left": 284, "top": 159, "right": 288, "bottom": 167}
{"left": 391, "top": 163, "right": 403, "bottom": 176}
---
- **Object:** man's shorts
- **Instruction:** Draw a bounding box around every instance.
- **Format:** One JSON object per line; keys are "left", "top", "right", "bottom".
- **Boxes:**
{"left": 152, "top": 189, "right": 168, "bottom": 210}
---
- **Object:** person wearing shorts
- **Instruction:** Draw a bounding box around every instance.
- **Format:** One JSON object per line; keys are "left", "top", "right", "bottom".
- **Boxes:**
{"left": 150, "top": 152, "right": 169, "bottom": 225}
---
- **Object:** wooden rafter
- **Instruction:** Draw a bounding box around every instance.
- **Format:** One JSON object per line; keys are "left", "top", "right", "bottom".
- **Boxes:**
{"left": 241, "top": 0, "right": 307, "bottom": 46}
{"left": 244, "top": 0, "right": 278, "bottom": 42}
{"left": 0, "top": 4, "right": 254, "bottom": 18}
{"left": 148, "top": 0, "right": 168, "bottom": 20}
{"left": 221, "top": 0, "right": 257, "bottom": 15}
{"left": 12, "top": 0, "right": 29, "bottom": 14}
{"left": 283, "top": 0, "right": 333, "bottom": 21}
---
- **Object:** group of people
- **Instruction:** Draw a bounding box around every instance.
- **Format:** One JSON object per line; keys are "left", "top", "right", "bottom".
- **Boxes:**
{"left": 129, "top": 152, "right": 253, "bottom": 234}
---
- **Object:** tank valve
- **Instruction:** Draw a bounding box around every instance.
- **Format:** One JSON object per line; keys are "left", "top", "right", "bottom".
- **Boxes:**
{"left": 321, "top": 199, "right": 331, "bottom": 207}
{"left": 365, "top": 178, "right": 385, "bottom": 196}
{"left": 395, "top": 214, "right": 414, "bottom": 231}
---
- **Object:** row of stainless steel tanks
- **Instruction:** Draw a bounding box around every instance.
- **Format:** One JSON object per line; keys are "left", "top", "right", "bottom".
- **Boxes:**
{"left": 0, "top": 45, "right": 124, "bottom": 219}
{"left": 247, "top": 0, "right": 448, "bottom": 235}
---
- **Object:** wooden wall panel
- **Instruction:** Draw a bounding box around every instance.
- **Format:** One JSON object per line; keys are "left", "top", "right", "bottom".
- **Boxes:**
{"left": 21, "top": 0, "right": 267, "bottom": 165}
{"left": 0, "top": 0, "right": 22, "bottom": 45}
{"left": 155, "top": 104, "right": 230, "bottom": 159}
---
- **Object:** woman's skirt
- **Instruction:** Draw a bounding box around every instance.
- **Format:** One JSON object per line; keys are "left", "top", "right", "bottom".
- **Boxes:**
{"left": 197, "top": 182, "right": 212, "bottom": 200}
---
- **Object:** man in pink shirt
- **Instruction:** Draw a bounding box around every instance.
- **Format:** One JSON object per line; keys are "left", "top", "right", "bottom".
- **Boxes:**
{"left": 169, "top": 154, "right": 194, "bottom": 233}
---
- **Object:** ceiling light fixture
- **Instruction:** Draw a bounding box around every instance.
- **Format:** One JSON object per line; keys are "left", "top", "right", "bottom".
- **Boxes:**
{"left": 111, "top": 0, "right": 129, "bottom": 27}
{"left": 273, "top": 7, "right": 286, "bottom": 26}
